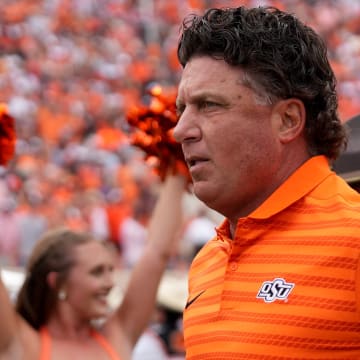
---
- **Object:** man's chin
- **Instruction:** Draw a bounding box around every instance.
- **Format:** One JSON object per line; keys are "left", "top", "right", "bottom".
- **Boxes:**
{"left": 193, "top": 182, "right": 217, "bottom": 206}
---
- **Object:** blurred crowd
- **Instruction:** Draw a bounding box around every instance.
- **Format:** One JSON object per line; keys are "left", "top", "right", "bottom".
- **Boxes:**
{"left": 0, "top": 0, "right": 359, "bottom": 269}
{"left": 0, "top": 1, "right": 359, "bottom": 358}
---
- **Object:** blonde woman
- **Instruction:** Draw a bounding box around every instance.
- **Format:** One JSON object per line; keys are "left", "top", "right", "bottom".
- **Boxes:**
{"left": 0, "top": 173, "right": 185, "bottom": 360}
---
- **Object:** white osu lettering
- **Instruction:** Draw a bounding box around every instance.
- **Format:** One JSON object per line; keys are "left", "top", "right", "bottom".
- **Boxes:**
{"left": 256, "top": 278, "right": 295, "bottom": 303}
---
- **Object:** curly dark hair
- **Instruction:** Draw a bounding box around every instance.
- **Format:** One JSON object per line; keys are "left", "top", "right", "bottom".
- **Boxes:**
{"left": 177, "top": 6, "right": 347, "bottom": 160}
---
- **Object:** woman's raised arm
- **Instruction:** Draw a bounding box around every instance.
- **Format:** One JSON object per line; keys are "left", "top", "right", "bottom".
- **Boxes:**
{"left": 112, "top": 173, "right": 186, "bottom": 347}
{"left": 0, "top": 272, "right": 38, "bottom": 357}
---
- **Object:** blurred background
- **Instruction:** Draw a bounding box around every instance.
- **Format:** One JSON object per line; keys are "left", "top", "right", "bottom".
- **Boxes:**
{"left": 0, "top": 0, "right": 359, "bottom": 358}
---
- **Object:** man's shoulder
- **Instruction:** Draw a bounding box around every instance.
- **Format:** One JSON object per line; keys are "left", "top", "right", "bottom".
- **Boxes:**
{"left": 309, "top": 173, "right": 360, "bottom": 209}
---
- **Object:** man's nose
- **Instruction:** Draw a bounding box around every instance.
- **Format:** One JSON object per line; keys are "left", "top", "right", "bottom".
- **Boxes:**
{"left": 173, "top": 108, "right": 201, "bottom": 143}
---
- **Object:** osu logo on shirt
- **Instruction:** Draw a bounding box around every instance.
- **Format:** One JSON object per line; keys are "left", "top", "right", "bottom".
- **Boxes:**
{"left": 256, "top": 278, "right": 295, "bottom": 303}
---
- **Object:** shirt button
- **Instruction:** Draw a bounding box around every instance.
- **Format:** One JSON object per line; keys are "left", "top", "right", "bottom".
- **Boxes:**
{"left": 230, "top": 262, "right": 238, "bottom": 271}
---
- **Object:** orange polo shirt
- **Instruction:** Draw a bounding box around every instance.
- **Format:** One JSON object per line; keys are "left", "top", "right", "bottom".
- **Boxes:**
{"left": 183, "top": 156, "right": 360, "bottom": 359}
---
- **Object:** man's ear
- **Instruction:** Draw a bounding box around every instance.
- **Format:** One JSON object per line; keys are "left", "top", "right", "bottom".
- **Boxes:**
{"left": 274, "top": 98, "right": 306, "bottom": 143}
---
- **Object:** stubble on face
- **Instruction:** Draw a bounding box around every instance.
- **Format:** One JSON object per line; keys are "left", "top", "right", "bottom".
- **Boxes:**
{"left": 176, "top": 57, "right": 280, "bottom": 222}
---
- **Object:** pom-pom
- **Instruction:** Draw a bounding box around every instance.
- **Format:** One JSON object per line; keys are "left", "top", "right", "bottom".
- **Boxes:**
{"left": 0, "top": 104, "right": 16, "bottom": 166}
{"left": 126, "top": 85, "right": 190, "bottom": 183}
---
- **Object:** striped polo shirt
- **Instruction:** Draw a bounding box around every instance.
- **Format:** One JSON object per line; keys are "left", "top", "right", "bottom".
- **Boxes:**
{"left": 183, "top": 155, "right": 360, "bottom": 359}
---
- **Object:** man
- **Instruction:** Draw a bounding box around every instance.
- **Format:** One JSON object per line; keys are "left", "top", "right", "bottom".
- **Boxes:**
{"left": 173, "top": 6, "right": 360, "bottom": 359}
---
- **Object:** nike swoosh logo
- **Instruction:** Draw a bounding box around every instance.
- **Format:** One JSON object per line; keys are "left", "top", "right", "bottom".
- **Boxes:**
{"left": 185, "top": 290, "right": 206, "bottom": 309}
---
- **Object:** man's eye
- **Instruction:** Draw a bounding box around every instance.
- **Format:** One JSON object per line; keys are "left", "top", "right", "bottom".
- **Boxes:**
{"left": 199, "top": 101, "right": 217, "bottom": 109}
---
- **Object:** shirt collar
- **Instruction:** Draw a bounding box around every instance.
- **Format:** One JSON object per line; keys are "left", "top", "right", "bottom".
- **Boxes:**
{"left": 248, "top": 155, "right": 333, "bottom": 219}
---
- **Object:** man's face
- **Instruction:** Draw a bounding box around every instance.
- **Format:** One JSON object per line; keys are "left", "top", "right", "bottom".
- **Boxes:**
{"left": 174, "top": 56, "right": 284, "bottom": 222}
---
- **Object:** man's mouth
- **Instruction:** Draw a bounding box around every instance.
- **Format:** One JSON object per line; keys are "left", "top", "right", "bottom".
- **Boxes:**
{"left": 187, "top": 157, "right": 208, "bottom": 168}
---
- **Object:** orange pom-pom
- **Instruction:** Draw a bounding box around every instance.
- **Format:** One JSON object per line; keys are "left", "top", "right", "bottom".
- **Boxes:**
{"left": 0, "top": 104, "right": 16, "bottom": 166}
{"left": 126, "top": 85, "right": 190, "bottom": 183}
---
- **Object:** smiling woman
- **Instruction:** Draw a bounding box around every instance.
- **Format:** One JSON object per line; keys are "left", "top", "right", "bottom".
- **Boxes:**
{"left": 0, "top": 173, "right": 186, "bottom": 360}
{"left": 16, "top": 229, "right": 116, "bottom": 328}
